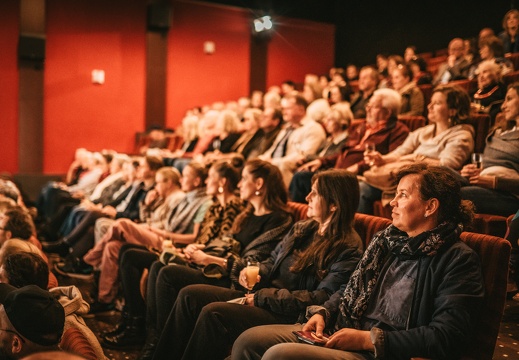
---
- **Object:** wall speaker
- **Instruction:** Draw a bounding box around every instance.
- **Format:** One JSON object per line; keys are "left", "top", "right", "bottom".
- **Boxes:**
{"left": 147, "top": 3, "right": 172, "bottom": 31}
{"left": 18, "top": 34, "right": 46, "bottom": 62}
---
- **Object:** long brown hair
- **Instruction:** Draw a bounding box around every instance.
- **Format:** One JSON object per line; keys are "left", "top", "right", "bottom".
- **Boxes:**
{"left": 232, "top": 159, "right": 289, "bottom": 233}
{"left": 290, "top": 169, "right": 360, "bottom": 276}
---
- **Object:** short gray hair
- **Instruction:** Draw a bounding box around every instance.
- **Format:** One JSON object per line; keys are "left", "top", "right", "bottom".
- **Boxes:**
{"left": 373, "top": 88, "right": 402, "bottom": 117}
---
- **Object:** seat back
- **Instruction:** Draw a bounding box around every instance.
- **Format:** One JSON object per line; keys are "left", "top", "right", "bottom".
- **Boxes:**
{"left": 397, "top": 115, "right": 426, "bottom": 132}
{"left": 353, "top": 213, "right": 392, "bottom": 248}
{"left": 459, "top": 232, "right": 510, "bottom": 360}
{"left": 60, "top": 327, "right": 99, "bottom": 360}
{"left": 465, "top": 114, "right": 491, "bottom": 154}
{"left": 287, "top": 201, "right": 309, "bottom": 222}
{"left": 503, "top": 70, "right": 519, "bottom": 86}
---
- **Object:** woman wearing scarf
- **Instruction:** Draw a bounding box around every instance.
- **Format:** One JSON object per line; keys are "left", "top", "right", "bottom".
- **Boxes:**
{"left": 232, "top": 163, "right": 484, "bottom": 360}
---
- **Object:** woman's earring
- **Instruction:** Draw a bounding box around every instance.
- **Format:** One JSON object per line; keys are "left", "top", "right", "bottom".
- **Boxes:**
{"left": 424, "top": 213, "right": 428, "bottom": 218}
{"left": 218, "top": 186, "right": 224, "bottom": 194}
{"left": 255, "top": 190, "right": 261, "bottom": 196}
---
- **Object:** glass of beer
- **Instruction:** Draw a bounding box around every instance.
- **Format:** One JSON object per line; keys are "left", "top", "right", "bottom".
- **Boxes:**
{"left": 471, "top": 153, "right": 483, "bottom": 169}
{"left": 245, "top": 261, "right": 260, "bottom": 294}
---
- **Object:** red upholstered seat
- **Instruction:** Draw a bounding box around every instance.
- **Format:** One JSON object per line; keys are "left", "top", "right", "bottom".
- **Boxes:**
{"left": 287, "top": 201, "right": 309, "bottom": 222}
{"left": 459, "top": 232, "right": 510, "bottom": 360}
{"left": 60, "top": 327, "right": 99, "bottom": 360}
{"left": 465, "top": 113, "right": 491, "bottom": 154}
{"left": 397, "top": 115, "right": 426, "bottom": 132}
{"left": 353, "top": 213, "right": 391, "bottom": 248}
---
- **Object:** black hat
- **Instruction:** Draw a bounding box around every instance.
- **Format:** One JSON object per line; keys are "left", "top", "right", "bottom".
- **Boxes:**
{"left": 0, "top": 283, "right": 64, "bottom": 346}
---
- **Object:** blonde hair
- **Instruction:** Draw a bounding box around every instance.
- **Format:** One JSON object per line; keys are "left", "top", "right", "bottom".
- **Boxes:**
{"left": 156, "top": 167, "right": 181, "bottom": 187}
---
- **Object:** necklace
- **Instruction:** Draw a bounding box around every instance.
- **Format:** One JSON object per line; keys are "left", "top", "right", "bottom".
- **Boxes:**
{"left": 473, "top": 85, "right": 499, "bottom": 100}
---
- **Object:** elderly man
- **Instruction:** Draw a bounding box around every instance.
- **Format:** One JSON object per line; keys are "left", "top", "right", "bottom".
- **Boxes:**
{"left": 350, "top": 66, "right": 380, "bottom": 118}
{"left": 290, "top": 88, "right": 409, "bottom": 203}
{"left": 0, "top": 284, "right": 65, "bottom": 358}
{"left": 433, "top": 38, "right": 471, "bottom": 85}
{"left": 260, "top": 93, "right": 326, "bottom": 187}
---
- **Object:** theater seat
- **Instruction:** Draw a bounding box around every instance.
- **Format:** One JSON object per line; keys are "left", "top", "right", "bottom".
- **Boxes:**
{"left": 459, "top": 232, "right": 510, "bottom": 360}
{"left": 60, "top": 327, "right": 99, "bottom": 360}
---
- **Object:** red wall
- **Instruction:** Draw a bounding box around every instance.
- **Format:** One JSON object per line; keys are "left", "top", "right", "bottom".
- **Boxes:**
{"left": 0, "top": 1, "right": 20, "bottom": 173}
{"left": 1, "top": 0, "right": 334, "bottom": 173}
{"left": 44, "top": 0, "right": 147, "bottom": 173}
{"left": 166, "top": 1, "right": 251, "bottom": 128}
{"left": 267, "top": 17, "right": 335, "bottom": 87}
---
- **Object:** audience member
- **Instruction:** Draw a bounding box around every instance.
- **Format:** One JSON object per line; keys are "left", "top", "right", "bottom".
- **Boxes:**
{"left": 81, "top": 167, "right": 185, "bottom": 312}
{"left": 150, "top": 169, "right": 363, "bottom": 360}
{"left": 433, "top": 38, "right": 471, "bottom": 85}
{"left": 0, "top": 252, "right": 48, "bottom": 289}
{"left": 246, "top": 107, "right": 283, "bottom": 159}
{"left": 471, "top": 60, "right": 507, "bottom": 121}
{"left": 259, "top": 94, "right": 326, "bottom": 186}
{"left": 460, "top": 82, "right": 519, "bottom": 216}
{"left": 499, "top": 9, "right": 519, "bottom": 54}
{"left": 232, "top": 164, "right": 483, "bottom": 360}
{"left": 0, "top": 284, "right": 65, "bottom": 359}
{"left": 408, "top": 56, "right": 433, "bottom": 85}
{"left": 291, "top": 88, "right": 409, "bottom": 203}
{"left": 359, "top": 85, "right": 473, "bottom": 214}
{"left": 350, "top": 66, "right": 380, "bottom": 118}
{"left": 476, "top": 35, "right": 514, "bottom": 76}
{"left": 295, "top": 104, "right": 352, "bottom": 173}
{"left": 345, "top": 64, "right": 359, "bottom": 81}
{"left": 403, "top": 45, "right": 417, "bottom": 63}
{"left": 391, "top": 63, "right": 425, "bottom": 115}
{"left": 0, "top": 206, "right": 34, "bottom": 244}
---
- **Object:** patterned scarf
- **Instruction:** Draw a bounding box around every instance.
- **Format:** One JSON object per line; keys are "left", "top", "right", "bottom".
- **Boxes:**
{"left": 338, "top": 221, "right": 462, "bottom": 329}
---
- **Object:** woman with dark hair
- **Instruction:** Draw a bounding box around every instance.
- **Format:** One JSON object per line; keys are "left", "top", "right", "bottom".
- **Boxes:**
{"left": 408, "top": 56, "right": 432, "bottom": 85}
{"left": 359, "top": 85, "right": 474, "bottom": 214}
{"left": 149, "top": 169, "right": 364, "bottom": 360}
{"left": 233, "top": 164, "right": 483, "bottom": 360}
{"left": 120, "top": 160, "right": 293, "bottom": 354}
{"left": 460, "top": 82, "right": 519, "bottom": 217}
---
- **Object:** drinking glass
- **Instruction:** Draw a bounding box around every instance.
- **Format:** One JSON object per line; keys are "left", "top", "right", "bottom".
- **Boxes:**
{"left": 471, "top": 153, "right": 483, "bottom": 169}
{"left": 245, "top": 261, "right": 260, "bottom": 294}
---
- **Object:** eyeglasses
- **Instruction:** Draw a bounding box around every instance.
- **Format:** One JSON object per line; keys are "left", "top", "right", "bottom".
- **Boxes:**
{"left": 0, "top": 328, "right": 25, "bottom": 343}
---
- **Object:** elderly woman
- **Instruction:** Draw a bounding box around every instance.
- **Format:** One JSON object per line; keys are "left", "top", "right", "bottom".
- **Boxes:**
{"left": 461, "top": 82, "right": 519, "bottom": 217}
{"left": 391, "top": 63, "right": 424, "bottom": 116}
{"left": 232, "top": 164, "right": 484, "bottom": 360}
{"left": 359, "top": 85, "right": 474, "bottom": 214}
{"left": 499, "top": 9, "right": 519, "bottom": 54}
{"left": 149, "top": 170, "right": 364, "bottom": 360}
{"left": 471, "top": 60, "right": 507, "bottom": 121}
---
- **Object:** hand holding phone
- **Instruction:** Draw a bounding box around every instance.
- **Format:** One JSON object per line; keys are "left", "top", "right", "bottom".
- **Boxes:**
{"left": 293, "top": 331, "right": 330, "bottom": 346}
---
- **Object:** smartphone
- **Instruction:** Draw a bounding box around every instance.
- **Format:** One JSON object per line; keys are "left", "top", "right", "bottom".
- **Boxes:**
{"left": 292, "top": 331, "right": 330, "bottom": 346}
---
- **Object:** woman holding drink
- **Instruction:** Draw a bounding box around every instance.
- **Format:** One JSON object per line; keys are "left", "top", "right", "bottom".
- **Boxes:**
{"left": 134, "top": 159, "right": 293, "bottom": 357}
{"left": 460, "top": 82, "right": 519, "bottom": 216}
{"left": 149, "top": 169, "right": 364, "bottom": 360}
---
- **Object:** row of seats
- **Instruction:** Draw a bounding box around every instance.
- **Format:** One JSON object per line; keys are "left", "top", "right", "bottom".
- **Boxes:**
{"left": 287, "top": 201, "right": 510, "bottom": 360}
